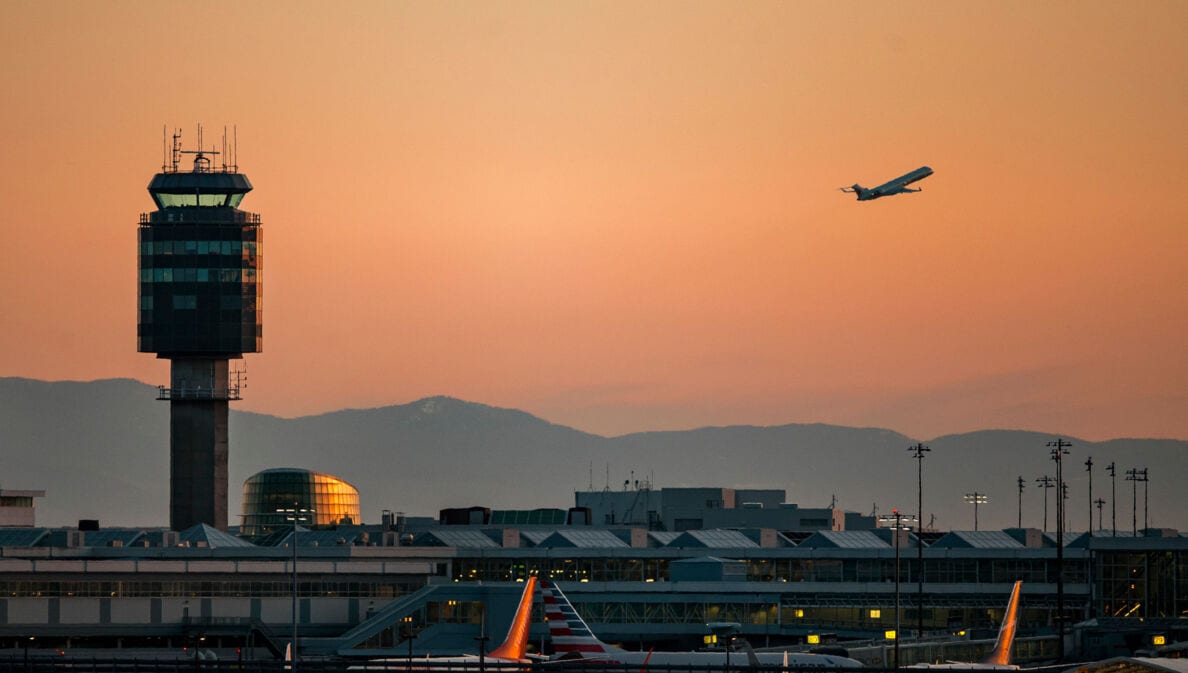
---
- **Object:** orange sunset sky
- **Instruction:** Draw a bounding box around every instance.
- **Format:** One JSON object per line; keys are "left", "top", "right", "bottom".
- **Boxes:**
{"left": 1, "top": 1, "right": 1185, "bottom": 440}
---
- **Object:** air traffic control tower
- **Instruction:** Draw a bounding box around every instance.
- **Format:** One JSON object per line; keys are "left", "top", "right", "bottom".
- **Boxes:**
{"left": 138, "top": 128, "right": 262, "bottom": 531}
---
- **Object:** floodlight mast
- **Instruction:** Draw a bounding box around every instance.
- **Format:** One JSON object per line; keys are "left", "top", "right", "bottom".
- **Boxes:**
{"left": 963, "top": 492, "right": 988, "bottom": 531}
{"left": 1047, "top": 438, "right": 1072, "bottom": 662}
{"left": 1016, "top": 476, "right": 1025, "bottom": 529}
{"left": 1036, "top": 475, "right": 1055, "bottom": 531}
{"left": 878, "top": 509, "right": 917, "bottom": 669}
{"left": 1106, "top": 462, "right": 1116, "bottom": 536}
{"left": 907, "top": 443, "right": 929, "bottom": 639}
{"left": 278, "top": 504, "right": 314, "bottom": 671}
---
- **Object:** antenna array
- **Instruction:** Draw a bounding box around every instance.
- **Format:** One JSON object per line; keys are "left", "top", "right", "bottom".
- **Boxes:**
{"left": 161, "top": 123, "right": 240, "bottom": 174}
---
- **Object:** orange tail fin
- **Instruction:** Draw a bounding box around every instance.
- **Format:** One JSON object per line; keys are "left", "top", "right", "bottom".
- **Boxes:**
{"left": 488, "top": 576, "right": 537, "bottom": 661}
{"left": 982, "top": 580, "right": 1022, "bottom": 666}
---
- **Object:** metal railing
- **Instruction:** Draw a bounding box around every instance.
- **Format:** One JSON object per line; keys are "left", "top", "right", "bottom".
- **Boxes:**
{"left": 157, "top": 386, "right": 242, "bottom": 401}
{"left": 140, "top": 212, "right": 261, "bottom": 225}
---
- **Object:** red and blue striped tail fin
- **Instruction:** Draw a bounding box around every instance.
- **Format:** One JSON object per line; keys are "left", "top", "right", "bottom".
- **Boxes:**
{"left": 541, "top": 580, "right": 617, "bottom": 656}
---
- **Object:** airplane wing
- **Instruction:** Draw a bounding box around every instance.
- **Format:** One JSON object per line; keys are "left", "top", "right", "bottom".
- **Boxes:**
{"left": 882, "top": 166, "right": 933, "bottom": 193}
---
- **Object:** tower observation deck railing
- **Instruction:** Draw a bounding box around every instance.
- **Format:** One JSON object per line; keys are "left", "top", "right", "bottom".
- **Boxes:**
{"left": 157, "top": 385, "right": 243, "bottom": 401}
{"left": 140, "top": 211, "right": 262, "bottom": 225}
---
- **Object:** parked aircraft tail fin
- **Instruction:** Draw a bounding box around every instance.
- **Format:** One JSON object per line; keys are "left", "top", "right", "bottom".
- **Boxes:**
{"left": 981, "top": 581, "right": 1023, "bottom": 667}
{"left": 541, "top": 580, "right": 624, "bottom": 657}
{"left": 488, "top": 576, "right": 538, "bottom": 661}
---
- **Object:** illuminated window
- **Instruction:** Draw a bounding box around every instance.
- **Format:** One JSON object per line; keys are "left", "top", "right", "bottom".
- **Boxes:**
{"left": 870, "top": 609, "right": 881, "bottom": 619}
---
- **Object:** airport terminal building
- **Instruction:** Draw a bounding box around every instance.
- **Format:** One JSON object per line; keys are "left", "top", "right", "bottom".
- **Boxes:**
{"left": 1, "top": 491, "right": 1185, "bottom": 664}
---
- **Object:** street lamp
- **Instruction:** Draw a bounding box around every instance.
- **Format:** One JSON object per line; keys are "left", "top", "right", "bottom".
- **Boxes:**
{"left": 709, "top": 622, "right": 740, "bottom": 673}
{"left": 963, "top": 493, "right": 988, "bottom": 531}
{"left": 278, "top": 503, "right": 315, "bottom": 672}
{"left": 1085, "top": 457, "right": 1093, "bottom": 534}
{"left": 879, "top": 509, "right": 916, "bottom": 669}
{"left": 475, "top": 602, "right": 490, "bottom": 673}
{"left": 401, "top": 616, "right": 418, "bottom": 670}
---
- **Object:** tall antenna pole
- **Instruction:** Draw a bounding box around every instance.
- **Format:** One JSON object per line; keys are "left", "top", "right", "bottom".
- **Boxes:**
{"left": 908, "top": 442, "right": 929, "bottom": 639}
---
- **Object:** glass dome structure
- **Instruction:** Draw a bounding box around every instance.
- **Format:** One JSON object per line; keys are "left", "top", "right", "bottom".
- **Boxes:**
{"left": 240, "top": 468, "right": 360, "bottom": 538}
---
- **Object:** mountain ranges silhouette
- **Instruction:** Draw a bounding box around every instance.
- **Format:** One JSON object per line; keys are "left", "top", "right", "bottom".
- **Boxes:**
{"left": 2, "top": 377, "right": 1183, "bottom": 532}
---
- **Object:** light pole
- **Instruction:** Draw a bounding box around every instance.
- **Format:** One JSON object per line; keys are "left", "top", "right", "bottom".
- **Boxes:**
{"left": 278, "top": 503, "right": 314, "bottom": 671}
{"left": 402, "top": 616, "right": 417, "bottom": 670}
{"left": 908, "top": 442, "right": 929, "bottom": 639}
{"left": 1036, "top": 476, "right": 1055, "bottom": 531}
{"left": 1016, "top": 476, "right": 1025, "bottom": 529}
{"left": 1094, "top": 498, "right": 1105, "bottom": 531}
{"left": 1085, "top": 457, "right": 1093, "bottom": 534}
{"left": 1047, "top": 438, "right": 1072, "bottom": 662}
{"left": 879, "top": 509, "right": 916, "bottom": 669}
{"left": 475, "top": 601, "right": 490, "bottom": 673}
{"left": 963, "top": 492, "right": 988, "bottom": 531}
{"left": 1126, "top": 468, "right": 1140, "bottom": 536}
{"left": 1141, "top": 468, "right": 1150, "bottom": 533}
{"left": 1106, "top": 462, "right": 1116, "bottom": 536}
{"left": 1062, "top": 482, "right": 1070, "bottom": 532}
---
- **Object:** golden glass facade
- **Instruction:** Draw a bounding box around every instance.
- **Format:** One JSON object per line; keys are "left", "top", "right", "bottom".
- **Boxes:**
{"left": 240, "top": 468, "right": 360, "bottom": 537}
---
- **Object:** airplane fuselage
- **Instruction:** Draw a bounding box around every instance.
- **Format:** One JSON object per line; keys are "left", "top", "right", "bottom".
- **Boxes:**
{"left": 847, "top": 165, "right": 933, "bottom": 200}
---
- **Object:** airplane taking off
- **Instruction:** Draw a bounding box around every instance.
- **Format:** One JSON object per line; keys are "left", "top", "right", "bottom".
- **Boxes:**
{"left": 541, "top": 580, "right": 862, "bottom": 669}
{"left": 353, "top": 576, "right": 538, "bottom": 669}
{"left": 842, "top": 166, "right": 933, "bottom": 201}
{"left": 906, "top": 580, "right": 1024, "bottom": 670}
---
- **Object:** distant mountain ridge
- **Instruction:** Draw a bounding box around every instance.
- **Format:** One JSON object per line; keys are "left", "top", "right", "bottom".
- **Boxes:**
{"left": 2, "top": 377, "right": 1184, "bottom": 531}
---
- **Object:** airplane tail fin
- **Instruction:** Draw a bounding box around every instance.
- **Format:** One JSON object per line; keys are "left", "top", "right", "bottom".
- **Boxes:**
{"left": 487, "top": 576, "right": 538, "bottom": 661}
{"left": 981, "top": 580, "right": 1023, "bottom": 667}
{"left": 843, "top": 184, "right": 867, "bottom": 198}
{"left": 541, "top": 580, "right": 624, "bottom": 658}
